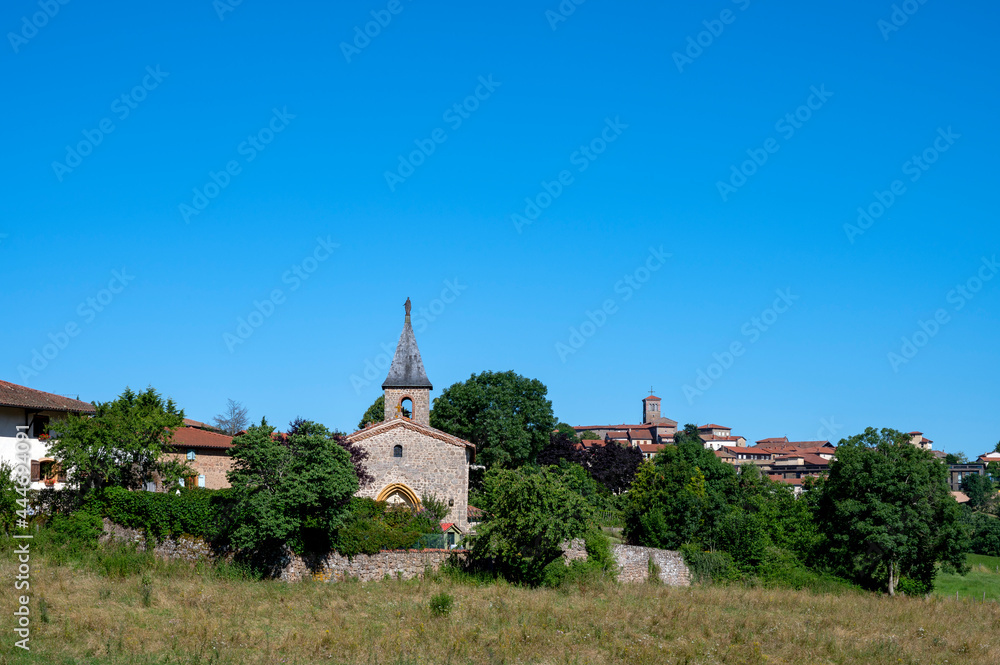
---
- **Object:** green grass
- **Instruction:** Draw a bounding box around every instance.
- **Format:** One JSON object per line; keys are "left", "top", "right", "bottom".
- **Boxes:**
{"left": 934, "top": 553, "right": 1000, "bottom": 602}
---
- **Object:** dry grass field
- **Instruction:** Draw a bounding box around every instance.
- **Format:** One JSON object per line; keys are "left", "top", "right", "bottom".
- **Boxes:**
{"left": 3, "top": 547, "right": 1000, "bottom": 665}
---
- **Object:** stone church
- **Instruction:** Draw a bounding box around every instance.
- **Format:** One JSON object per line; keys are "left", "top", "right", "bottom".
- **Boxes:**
{"left": 347, "top": 300, "right": 475, "bottom": 532}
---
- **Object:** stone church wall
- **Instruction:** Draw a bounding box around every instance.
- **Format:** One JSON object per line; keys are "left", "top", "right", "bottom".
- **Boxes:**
{"left": 612, "top": 545, "right": 691, "bottom": 585}
{"left": 356, "top": 426, "right": 470, "bottom": 530}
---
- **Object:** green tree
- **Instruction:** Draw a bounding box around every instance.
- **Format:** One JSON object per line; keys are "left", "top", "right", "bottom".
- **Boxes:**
{"left": 430, "top": 370, "right": 555, "bottom": 469}
{"left": 961, "top": 473, "right": 996, "bottom": 512}
{"left": 554, "top": 422, "right": 580, "bottom": 441}
{"left": 357, "top": 395, "right": 409, "bottom": 430}
{"left": 578, "top": 430, "right": 599, "bottom": 441}
{"left": 226, "top": 419, "right": 358, "bottom": 553}
{"left": 469, "top": 466, "right": 595, "bottom": 585}
{"left": 815, "top": 427, "right": 969, "bottom": 596}
{"left": 623, "top": 426, "right": 737, "bottom": 550}
{"left": 47, "top": 386, "right": 188, "bottom": 495}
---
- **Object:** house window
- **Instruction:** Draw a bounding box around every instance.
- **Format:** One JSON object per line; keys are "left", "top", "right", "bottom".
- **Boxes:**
{"left": 198, "top": 475, "right": 206, "bottom": 488}
{"left": 393, "top": 445, "right": 403, "bottom": 458}
{"left": 178, "top": 478, "right": 185, "bottom": 488}
{"left": 31, "top": 415, "right": 50, "bottom": 439}
{"left": 187, "top": 450, "right": 196, "bottom": 461}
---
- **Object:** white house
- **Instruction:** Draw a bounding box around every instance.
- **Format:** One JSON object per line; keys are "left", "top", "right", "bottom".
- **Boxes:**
{"left": 0, "top": 380, "right": 95, "bottom": 489}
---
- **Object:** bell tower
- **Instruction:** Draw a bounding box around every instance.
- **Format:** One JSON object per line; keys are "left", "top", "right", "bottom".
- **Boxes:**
{"left": 382, "top": 298, "right": 432, "bottom": 426}
{"left": 642, "top": 392, "right": 662, "bottom": 425}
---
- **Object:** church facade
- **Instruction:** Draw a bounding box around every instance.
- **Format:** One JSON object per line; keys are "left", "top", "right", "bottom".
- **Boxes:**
{"left": 347, "top": 301, "right": 475, "bottom": 532}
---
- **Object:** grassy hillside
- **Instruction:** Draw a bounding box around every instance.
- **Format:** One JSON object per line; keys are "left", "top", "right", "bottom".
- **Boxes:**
{"left": 3, "top": 545, "right": 1000, "bottom": 665}
{"left": 934, "top": 553, "right": 1000, "bottom": 602}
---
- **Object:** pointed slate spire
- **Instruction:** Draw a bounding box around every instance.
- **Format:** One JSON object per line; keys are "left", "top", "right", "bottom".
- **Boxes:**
{"left": 382, "top": 299, "right": 433, "bottom": 389}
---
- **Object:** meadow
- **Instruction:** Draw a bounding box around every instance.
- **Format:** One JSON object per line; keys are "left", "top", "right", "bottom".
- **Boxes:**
{"left": 3, "top": 544, "right": 1000, "bottom": 665}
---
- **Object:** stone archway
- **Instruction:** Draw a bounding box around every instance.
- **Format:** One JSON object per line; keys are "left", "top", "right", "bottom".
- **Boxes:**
{"left": 376, "top": 483, "right": 421, "bottom": 509}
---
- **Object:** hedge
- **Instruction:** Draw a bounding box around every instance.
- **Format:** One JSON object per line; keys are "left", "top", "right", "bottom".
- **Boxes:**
{"left": 92, "top": 487, "right": 233, "bottom": 543}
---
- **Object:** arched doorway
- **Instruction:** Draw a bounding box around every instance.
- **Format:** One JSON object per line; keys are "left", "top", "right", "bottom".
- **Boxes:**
{"left": 376, "top": 483, "right": 421, "bottom": 509}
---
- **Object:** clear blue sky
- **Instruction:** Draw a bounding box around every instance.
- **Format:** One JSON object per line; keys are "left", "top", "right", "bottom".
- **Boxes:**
{"left": 3, "top": 0, "right": 998, "bottom": 457}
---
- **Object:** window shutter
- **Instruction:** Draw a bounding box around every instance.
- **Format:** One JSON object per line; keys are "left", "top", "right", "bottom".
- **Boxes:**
{"left": 30, "top": 461, "right": 40, "bottom": 482}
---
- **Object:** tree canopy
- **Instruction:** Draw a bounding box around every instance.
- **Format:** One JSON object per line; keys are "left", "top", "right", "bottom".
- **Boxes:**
{"left": 226, "top": 419, "right": 359, "bottom": 553}
{"left": 586, "top": 442, "right": 643, "bottom": 495}
{"left": 470, "top": 466, "right": 596, "bottom": 585}
{"left": 430, "top": 370, "right": 554, "bottom": 468}
{"left": 48, "top": 386, "right": 188, "bottom": 494}
{"left": 814, "top": 427, "right": 969, "bottom": 596}
{"left": 623, "top": 426, "right": 737, "bottom": 550}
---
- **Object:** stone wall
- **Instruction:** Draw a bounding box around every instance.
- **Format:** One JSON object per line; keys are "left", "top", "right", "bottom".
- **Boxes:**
{"left": 612, "top": 545, "right": 691, "bottom": 586}
{"left": 100, "top": 520, "right": 463, "bottom": 582}
{"left": 281, "top": 549, "right": 463, "bottom": 582}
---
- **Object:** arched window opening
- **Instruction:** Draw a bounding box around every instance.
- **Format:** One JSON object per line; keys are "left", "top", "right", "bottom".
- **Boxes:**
{"left": 393, "top": 444, "right": 403, "bottom": 458}
{"left": 399, "top": 397, "right": 413, "bottom": 419}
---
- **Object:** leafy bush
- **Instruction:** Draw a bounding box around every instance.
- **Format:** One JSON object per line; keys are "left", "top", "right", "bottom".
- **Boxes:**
{"left": 469, "top": 467, "right": 596, "bottom": 586}
{"left": 332, "top": 498, "right": 443, "bottom": 557}
{"left": 95, "top": 486, "right": 231, "bottom": 543}
{"left": 896, "top": 576, "right": 933, "bottom": 596}
{"left": 541, "top": 530, "right": 616, "bottom": 588}
{"left": 429, "top": 592, "right": 454, "bottom": 616}
{"left": 42, "top": 511, "right": 104, "bottom": 555}
{"left": 680, "top": 544, "right": 738, "bottom": 585}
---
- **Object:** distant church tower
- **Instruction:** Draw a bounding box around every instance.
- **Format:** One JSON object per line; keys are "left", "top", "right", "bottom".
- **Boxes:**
{"left": 382, "top": 298, "right": 433, "bottom": 425}
{"left": 642, "top": 394, "right": 663, "bottom": 425}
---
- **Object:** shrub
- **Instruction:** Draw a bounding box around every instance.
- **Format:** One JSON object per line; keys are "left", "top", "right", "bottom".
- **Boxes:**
{"left": 95, "top": 486, "right": 231, "bottom": 543}
{"left": 429, "top": 591, "right": 454, "bottom": 616}
{"left": 541, "top": 530, "right": 617, "bottom": 588}
{"left": 332, "top": 498, "right": 442, "bottom": 557}
{"left": 680, "top": 544, "right": 738, "bottom": 585}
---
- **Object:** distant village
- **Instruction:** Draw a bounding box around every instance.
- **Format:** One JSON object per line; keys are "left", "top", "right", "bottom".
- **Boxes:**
{"left": 568, "top": 393, "right": 993, "bottom": 500}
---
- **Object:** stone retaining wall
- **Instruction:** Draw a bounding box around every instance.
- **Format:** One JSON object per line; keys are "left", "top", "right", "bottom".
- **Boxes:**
{"left": 101, "top": 520, "right": 464, "bottom": 582}
{"left": 612, "top": 545, "right": 691, "bottom": 586}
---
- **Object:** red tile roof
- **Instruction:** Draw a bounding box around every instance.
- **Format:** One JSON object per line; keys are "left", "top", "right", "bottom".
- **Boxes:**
{"left": 756, "top": 437, "right": 789, "bottom": 444}
{"left": 606, "top": 431, "right": 628, "bottom": 438}
{"left": 638, "top": 444, "right": 665, "bottom": 453}
{"left": 0, "top": 380, "right": 95, "bottom": 414}
{"left": 629, "top": 430, "right": 653, "bottom": 440}
{"left": 908, "top": 431, "right": 923, "bottom": 435}
{"left": 171, "top": 426, "right": 233, "bottom": 450}
{"left": 701, "top": 435, "right": 745, "bottom": 442}
{"left": 183, "top": 418, "right": 215, "bottom": 429}
{"left": 644, "top": 395, "right": 661, "bottom": 401}
{"left": 699, "top": 424, "right": 729, "bottom": 430}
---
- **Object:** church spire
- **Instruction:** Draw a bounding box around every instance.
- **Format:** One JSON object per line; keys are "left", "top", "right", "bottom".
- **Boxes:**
{"left": 382, "top": 299, "right": 432, "bottom": 390}
{"left": 383, "top": 299, "right": 433, "bottom": 425}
